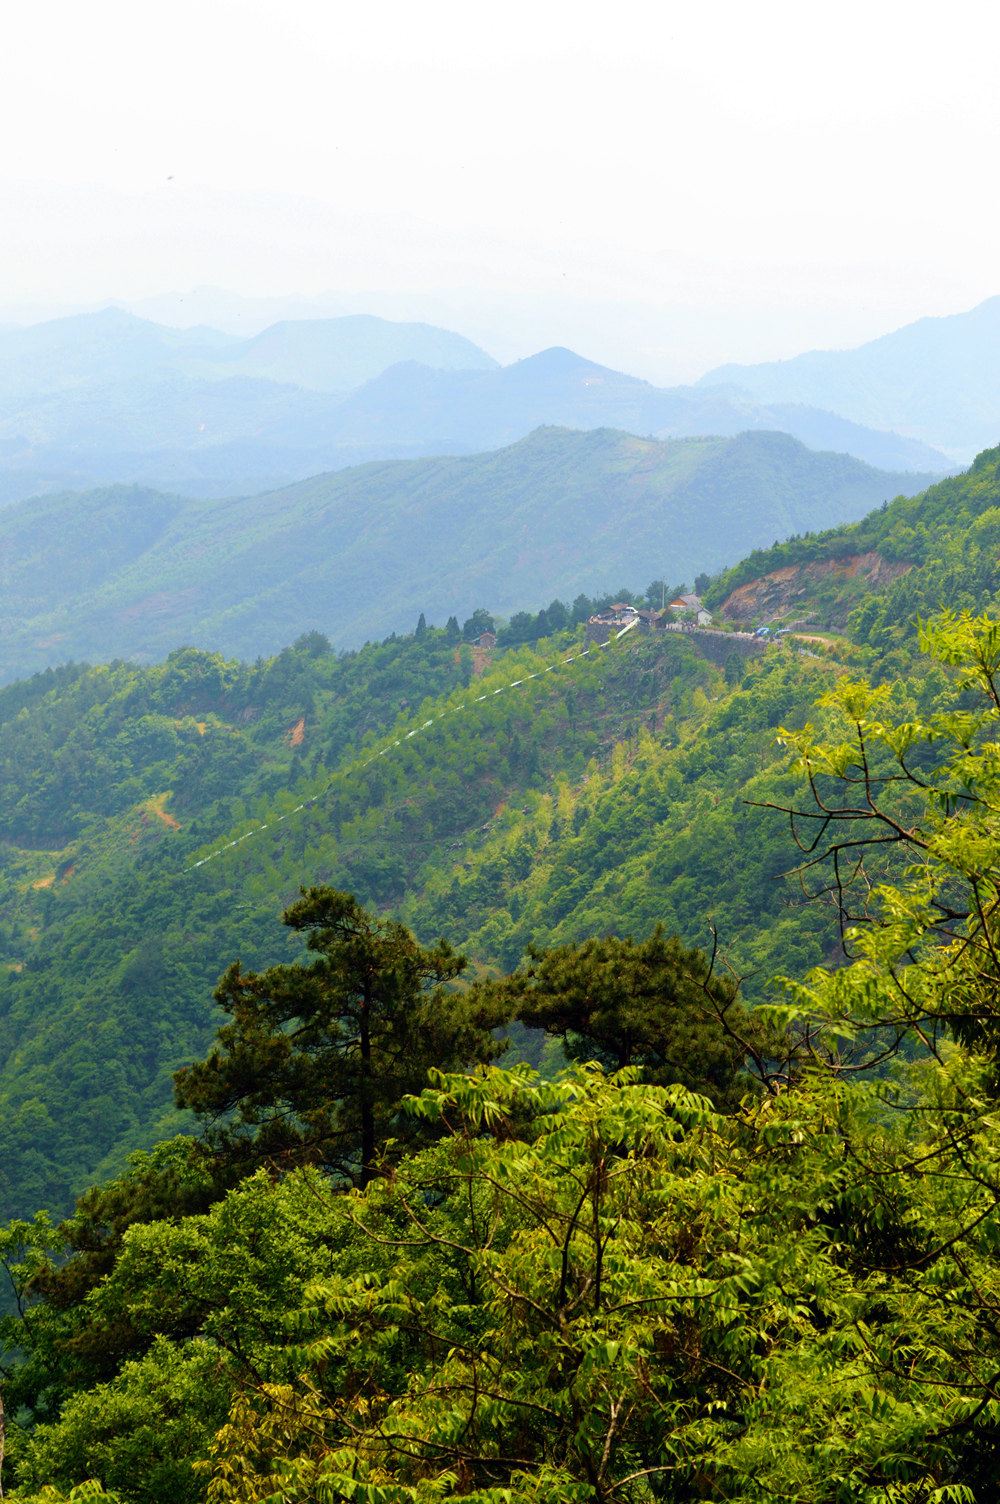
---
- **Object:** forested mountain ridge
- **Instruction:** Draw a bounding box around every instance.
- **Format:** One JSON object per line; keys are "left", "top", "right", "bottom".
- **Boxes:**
{"left": 0, "top": 426, "right": 932, "bottom": 682}
{"left": 0, "top": 621, "right": 752, "bottom": 1215}
{"left": 705, "top": 441, "right": 1000, "bottom": 652}
{"left": 3, "top": 447, "right": 997, "bottom": 1219}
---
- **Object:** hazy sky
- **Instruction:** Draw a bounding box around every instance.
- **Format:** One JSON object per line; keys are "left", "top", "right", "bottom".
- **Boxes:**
{"left": 3, "top": 0, "right": 999, "bottom": 380}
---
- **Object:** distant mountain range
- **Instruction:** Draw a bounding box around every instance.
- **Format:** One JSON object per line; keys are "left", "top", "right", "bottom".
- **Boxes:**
{"left": 700, "top": 295, "right": 1000, "bottom": 463}
{"left": 202, "top": 315, "right": 499, "bottom": 392}
{"left": 312, "top": 347, "right": 949, "bottom": 472}
{"left": 0, "top": 306, "right": 496, "bottom": 399}
{"left": 0, "top": 426, "right": 934, "bottom": 681}
{"left": 0, "top": 309, "right": 953, "bottom": 506}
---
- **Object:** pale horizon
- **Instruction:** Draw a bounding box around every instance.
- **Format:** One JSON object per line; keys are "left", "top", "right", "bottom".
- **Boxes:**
{"left": 3, "top": 0, "right": 999, "bottom": 382}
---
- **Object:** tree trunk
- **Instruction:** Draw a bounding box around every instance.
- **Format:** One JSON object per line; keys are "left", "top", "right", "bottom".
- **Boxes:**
{"left": 359, "top": 982, "right": 375, "bottom": 1188}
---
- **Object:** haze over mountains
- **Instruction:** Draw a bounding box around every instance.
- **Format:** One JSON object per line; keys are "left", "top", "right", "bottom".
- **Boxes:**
{"left": 0, "top": 306, "right": 497, "bottom": 396}
{"left": 315, "top": 348, "right": 949, "bottom": 472}
{"left": 0, "top": 304, "right": 960, "bottom": 506}
{"left": 0, "top": 426, "right": 934, "bottom": 682}
{"left": 703, "top": 295, "right": 1000, "bottom": 463}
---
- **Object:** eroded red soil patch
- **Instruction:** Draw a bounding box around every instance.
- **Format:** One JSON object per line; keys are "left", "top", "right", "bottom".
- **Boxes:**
{"left": 720, "top": 552, "right": 910, "bottom": 622}
{"left": 148, "top": 794, "right": 180, "bottom": 830}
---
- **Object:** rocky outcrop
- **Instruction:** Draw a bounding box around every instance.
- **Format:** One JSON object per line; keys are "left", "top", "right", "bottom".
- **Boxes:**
{"left": 718, "top": 551, "right": 910, "bottom": 624}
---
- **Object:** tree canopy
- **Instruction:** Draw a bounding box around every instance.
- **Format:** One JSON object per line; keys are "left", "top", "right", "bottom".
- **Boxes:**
{"left": 174, "top": 887, "right": 506, "bottom": 1187}
{"left": 9, "top": 618, "right": 1000, "bottom": 1499}
{"left": 482, "top": 928, "right": 754, "bottom": 1107}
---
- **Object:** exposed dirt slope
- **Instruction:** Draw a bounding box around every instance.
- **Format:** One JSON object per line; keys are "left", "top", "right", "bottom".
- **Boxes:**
{"left": 719, "top": 551, "right": 910, "bottom": 625}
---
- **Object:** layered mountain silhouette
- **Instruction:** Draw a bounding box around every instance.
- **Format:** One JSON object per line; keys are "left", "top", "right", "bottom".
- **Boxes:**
{"left": 319, "top": 348, "right": 950, "bottom": 471}
{"left": 700, "top": 295, "right": 1000, "bottom": 462}
{"left": 200, "top": 314, "right": 499, "bottom": 391}
{"left": 0, "top": 307, "right": 495, "bottom": 397}
{"left": 0, "top": 311, "right": 950, "bottom": 505}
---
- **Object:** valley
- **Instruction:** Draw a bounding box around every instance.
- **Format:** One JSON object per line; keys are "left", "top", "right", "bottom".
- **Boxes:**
{"left": 0, "top": 426, "right": 933, "bottom": 682}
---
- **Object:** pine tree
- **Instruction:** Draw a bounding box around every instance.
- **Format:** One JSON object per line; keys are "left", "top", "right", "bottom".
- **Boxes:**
{"left": 483, "top": 928, "right": 755, "bottom": 1107}
{"left": 175, "top": 888, "right": 508, "bottom": 1186}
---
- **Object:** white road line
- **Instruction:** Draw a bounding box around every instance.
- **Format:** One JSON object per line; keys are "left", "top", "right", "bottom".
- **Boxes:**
{"left": 189, "top": 628, "right": 636, "bottom": 871}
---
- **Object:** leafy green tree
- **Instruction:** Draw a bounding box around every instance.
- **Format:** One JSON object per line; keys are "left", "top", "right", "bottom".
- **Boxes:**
{"left": 763, "top": 611, "right": 1000, "bottom": 1069}
{"left": 2, "top": 1214, "right": 63, "bottom": 1444}
{"left": 461, "top": 608, "right": 495, "bottom": 641}
{"left": 12, "top": 1339, "right": 227, "bottom": 1504}
{"left": 501, "top": 610, "right": 536, "bottom": 645}
{"left": 10, "top": 1484, "right": 120, "bottom": 1502}
{"left": 290, "top": 631, "right": 331, "bottom": 657}
{"left": 544, "top": 598, "right": 570, "bottom": 632}
{"left": 174, "top": 888, "right": 507, "bottom": 1187}
{"left": 485, "top": 928, "right": 755, "bottom": 1107}
{"left": 7, "top": 1141, "right": 236, "bottom": 1414}
{"left": 196, "top": 1062, "right": 1000, "bottom": 1503}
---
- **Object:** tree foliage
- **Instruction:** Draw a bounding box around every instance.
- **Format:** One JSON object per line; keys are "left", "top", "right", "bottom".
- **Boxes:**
{"left": 480, "top": 928, "right": 754, "bottom": 1107}
{"left": 762, "top": 610, "right": 1000, "bottom": 1071}
{"left": 174, "top": 888, "right": 505, "bottom": 1187}
{"left": 9, "top": 618, "right": 1000, "bottom": 1499}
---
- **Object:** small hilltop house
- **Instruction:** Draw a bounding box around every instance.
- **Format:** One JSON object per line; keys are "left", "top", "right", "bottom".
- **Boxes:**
{"left": 669, "top": 593, "right": 712, "bottom": 627}
{"left": 636, "top": 608, "right": 668, "bottom": 632}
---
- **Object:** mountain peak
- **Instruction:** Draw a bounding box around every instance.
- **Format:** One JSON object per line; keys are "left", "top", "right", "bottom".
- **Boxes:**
{"left": 511, "top": 347, "right": 614, "bottom": 377}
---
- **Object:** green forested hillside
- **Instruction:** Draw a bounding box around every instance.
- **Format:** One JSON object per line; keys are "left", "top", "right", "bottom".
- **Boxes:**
{"left": 9, "top": 615, "right": 1000, "bottom": 1501}
{"left": 0, "top": 624, "right": 740, "bottom": 1215}
{"left": 0, "top": 426, "right": 930, "bottom": 682}
{"left": 6, "top": 451, "right": 1000, "bottom": 1502}
{"left": 706, "top": 443, "right": 1000, "bottom": 653}
{"left": 4, "top": 449, "right": 999, "bottom": 1218}
{"left": 404, "top": 652, "right": 840, "bottom": 987}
